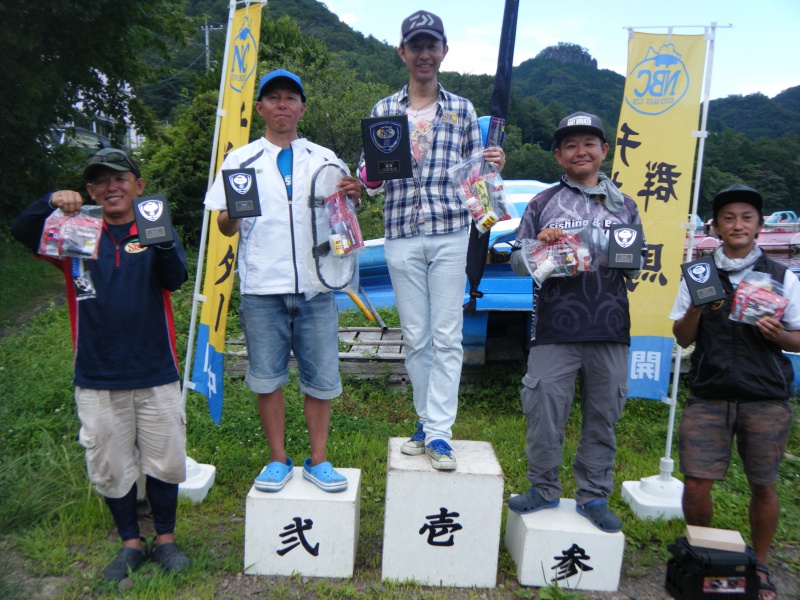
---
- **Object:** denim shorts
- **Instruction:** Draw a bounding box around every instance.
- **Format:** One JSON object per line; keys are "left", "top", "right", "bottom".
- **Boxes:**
{"left": 240, "top": 292, "right": 342, "bottom": 399}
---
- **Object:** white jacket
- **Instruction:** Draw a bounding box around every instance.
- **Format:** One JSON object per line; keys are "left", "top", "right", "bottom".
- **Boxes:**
{"left": 205, "top": 136, "right": 349, "bottom": 295}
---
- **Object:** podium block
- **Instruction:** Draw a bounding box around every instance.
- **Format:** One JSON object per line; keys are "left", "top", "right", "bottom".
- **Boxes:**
{"left": 505, "top": 498, "right": 624, "bottom": 591}
{"left": 381, "top": 438, "right": 504, "bottom": 588}
{"left": 244, "top": 467, "right": 361, "bottom": 578}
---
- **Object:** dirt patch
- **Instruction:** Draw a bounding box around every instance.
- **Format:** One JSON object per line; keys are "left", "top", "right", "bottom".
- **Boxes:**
{"left": 8, "top": 537, "right": 799, "bottom": 599}
{"left": 0, "top": 290, "right": 65, "bottom": 339}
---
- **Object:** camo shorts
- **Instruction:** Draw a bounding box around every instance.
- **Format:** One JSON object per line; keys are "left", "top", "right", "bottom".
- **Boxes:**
{"left": 678, "top": 398, "right": 792, "bottom": 486}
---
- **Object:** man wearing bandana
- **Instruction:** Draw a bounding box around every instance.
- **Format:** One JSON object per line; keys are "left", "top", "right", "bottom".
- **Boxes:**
{"left": 670, "top": 184, "right": 800, "bottom": 600}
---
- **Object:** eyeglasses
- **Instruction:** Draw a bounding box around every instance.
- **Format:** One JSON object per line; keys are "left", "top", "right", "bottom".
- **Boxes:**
{"left": 86, "top": 151, "right": 140, "bottom": 177}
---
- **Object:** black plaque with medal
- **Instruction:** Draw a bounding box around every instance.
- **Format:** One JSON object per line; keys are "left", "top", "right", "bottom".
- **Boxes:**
{"left": 222, "top": 168, "right": 262, "bottom": 218}
{"left": 608, "top": 223, "right": 644, "bottom": 269}
{"left": 681, "top": 257, "right": 725, "bottom": 306}
{"left": 133, "top": 194, "right": 174, "bottom": 246}
{"left": 361, "top": 115, "right": 412, "bottom": 181}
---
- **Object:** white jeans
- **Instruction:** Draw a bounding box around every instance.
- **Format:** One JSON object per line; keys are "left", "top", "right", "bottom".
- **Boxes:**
{"left": 385, "top": 229, "right": 468, "bottom": 443}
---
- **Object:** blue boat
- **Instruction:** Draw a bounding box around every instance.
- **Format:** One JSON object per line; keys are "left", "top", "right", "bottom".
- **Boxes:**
{"left": 335, "top": 180, "right": 553, "bottom": 365}
{"left": 337, "top": 182, "right": 800, "bottom": 390}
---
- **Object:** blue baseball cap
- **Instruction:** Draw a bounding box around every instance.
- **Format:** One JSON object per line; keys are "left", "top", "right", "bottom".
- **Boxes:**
{"left": 257, "top": 69, "right": 306, "bottom": 102}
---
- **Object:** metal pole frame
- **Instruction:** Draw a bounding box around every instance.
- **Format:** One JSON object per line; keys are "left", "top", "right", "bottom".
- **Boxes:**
{"left": 663, "top": 23, "right": 718, "bottom": 466}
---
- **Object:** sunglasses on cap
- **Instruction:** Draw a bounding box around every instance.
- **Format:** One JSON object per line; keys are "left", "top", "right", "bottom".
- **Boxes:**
{"left": 85, "top": 151, "right": 140, "bottom": 178}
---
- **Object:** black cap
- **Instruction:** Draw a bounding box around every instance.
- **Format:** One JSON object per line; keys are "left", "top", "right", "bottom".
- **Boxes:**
{"left": 401, "top": 11, "right": 445, "bottom": 45}
{"left": 83, "top": 148, "right": 140, "bottom": 180}
{"left": 712, "top": 184, "right": 763, "bottom": 220}
{"left": 554, "top": 111, "right": 606, "bottom": 145}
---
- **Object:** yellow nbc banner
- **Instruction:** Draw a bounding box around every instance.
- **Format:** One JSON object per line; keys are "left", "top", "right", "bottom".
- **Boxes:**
{"left": 612, "top": 32, "right": 707, "bottom": 400}
{"left": 191, "top": 1, "right": 263, "bottom": 423}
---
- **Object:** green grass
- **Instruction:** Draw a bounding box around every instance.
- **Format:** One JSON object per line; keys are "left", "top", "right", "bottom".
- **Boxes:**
{"left": 0, "top": 243, "right": 798, "bottom": 598}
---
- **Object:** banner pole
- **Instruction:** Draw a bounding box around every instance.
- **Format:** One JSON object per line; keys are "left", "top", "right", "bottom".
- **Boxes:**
{"left": 664, "top": 23, "right": 718, "bottom": 463}
{"left": 619, "top": 25, "right": 721, "bottom": 519}
{"left": 181, "top": 0, "right": 239, "bottom": 405}
{"left": 685, "top": 23, "right": 717, "bottom": 263}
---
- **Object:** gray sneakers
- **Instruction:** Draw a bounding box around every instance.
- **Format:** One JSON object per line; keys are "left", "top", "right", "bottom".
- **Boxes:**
{"left": 401, "top": 422, "right": 426, "bottom": 455}
{"left": 425, "top": 439, "right": 457, "bottom": 470}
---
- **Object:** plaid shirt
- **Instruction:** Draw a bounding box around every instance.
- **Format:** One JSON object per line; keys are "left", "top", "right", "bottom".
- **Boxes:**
{"left": 361, "top": 84, "right": 481, "bottom": 239}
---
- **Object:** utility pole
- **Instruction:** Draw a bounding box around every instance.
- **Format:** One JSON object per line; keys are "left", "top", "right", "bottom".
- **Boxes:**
{"left": 201, "top": 20, "right": 224, "bottom": 72}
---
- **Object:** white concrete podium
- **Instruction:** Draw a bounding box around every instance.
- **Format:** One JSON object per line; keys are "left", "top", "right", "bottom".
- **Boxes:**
{"left": 505, "top": 498, "right": 624, "bottom": 592}
{"left": 381, "top": 438, "right": 504, "bottom": 588}
{"left": 244, "top": 467, "right": 361, "bottom": 578}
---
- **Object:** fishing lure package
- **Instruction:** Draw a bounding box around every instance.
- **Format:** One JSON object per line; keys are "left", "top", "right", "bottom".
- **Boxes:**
{"left": 324, "top": 190, "right": 364, "bottom": 257}
{"left": 448, "top": 153, "right": 515, "bottom": 234}
{"left": 520, "top": 232, "right": 596, "bottom": 287}
{"left": 729, "top": 272, "right": 789, "bottom": 325}
{"left": 39, "top": 206, "right": 103, "bottom": 260}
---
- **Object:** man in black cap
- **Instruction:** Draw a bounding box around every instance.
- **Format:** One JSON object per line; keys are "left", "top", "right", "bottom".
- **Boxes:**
{"left": 358, "top": 11, "right": 505, "bottom": 471}
{"left": 506, "top": 111, "right": 644, "bottom": 533}
{"left": 670, "top": 184, "right": 800, "bottom": 600}
{"left": 11, "top": 148, "right": 191, "bottom": 580}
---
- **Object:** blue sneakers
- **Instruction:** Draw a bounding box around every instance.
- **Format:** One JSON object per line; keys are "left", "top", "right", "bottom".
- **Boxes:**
{"left": 302, "top": 459, "right": 348, "bottom": 492}
{"left": 254, "top": 458, "right": 293, "bottom": 492}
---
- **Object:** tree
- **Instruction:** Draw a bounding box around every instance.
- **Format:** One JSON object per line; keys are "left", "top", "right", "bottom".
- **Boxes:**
{"left": 503, "top": 143, "right": 562, "bottom": 183}
{"left": 138, "top": 14, "right": 392, "bottom": 246}
{"left": 699, "top": 130, "right": 800, "bottom": 216}
{"left": 138, "top": 91, "right": 218, "bottom": 244}
{"left": 0, "top": 0, "right": 193, "bottom": 219}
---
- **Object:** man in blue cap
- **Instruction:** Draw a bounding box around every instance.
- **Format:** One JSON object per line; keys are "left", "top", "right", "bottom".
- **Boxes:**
{"left": 205, "top": 69, "right": 362, "bottom": 494}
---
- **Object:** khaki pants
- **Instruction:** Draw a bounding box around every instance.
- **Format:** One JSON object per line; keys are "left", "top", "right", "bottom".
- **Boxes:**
{"left": 75, "top": 382, "right": 186, "bottom": 498}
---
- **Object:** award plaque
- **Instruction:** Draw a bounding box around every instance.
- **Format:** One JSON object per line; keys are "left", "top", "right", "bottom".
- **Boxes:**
{"left": 361, "top": 115, "right": 412, "bottom": 181}
{"left": 681, "top": 257, "right": 725, "bottom": 306}
{"left": 222, "top": 168, "right": 262, "bottom": 218}
{"left": 607, "top": 223, "right": 643, "bottom": 269}
{"left": 132, "top": 194, "right": 174, "bottom": 246}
